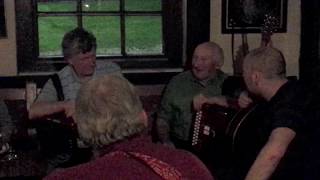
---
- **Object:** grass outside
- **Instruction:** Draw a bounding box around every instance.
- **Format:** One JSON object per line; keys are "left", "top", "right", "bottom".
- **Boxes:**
{"left": 38, "top": 0, "right": 162, "bottom": 56}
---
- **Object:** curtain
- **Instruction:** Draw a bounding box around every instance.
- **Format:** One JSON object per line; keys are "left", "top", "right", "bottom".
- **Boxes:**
{"left": 299, "top": 0, "right": 320, "bottom": 85}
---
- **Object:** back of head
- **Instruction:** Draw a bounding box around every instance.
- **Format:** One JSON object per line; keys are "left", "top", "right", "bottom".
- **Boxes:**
{"left": 75, "top": 75, "right": 146, "bottom": 147}
{"left": 62, "top": 27, "right": 97, "bottom": 60}
{"left": 244, "top": 47, "right": 286, "bottom": 79}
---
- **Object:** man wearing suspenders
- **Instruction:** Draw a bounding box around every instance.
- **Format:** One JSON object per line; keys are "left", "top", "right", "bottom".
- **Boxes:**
{"left": 28, "top": 27, "right": 122, "bottom": 172}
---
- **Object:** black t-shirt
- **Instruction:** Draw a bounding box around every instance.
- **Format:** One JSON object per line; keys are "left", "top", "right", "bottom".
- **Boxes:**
{"left": 263, "top": 80, "right": 311, "bottom": 179}
{"left": 233, "top": 80, "right": 315, "bottom": 180}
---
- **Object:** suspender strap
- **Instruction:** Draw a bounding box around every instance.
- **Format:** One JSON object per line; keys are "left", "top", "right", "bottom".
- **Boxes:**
{"left": 50, "top": 74, "right": 64, "bottom": 101}
{"left": 110, "top": 151, "right": 182, "bottom": 180}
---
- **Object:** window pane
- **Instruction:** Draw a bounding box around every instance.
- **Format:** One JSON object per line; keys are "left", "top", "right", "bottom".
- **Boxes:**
{"left": 125, "top": 0, "right": 161, "bottom": 11}
{"left": 38, "top": 16, "right": 77, "bottom": 56}
{"left": 126, "top": 16, "right": 163, "bottom": 55}
{"left": 82, "top": 0, "right": 119, "bottom": 11}
{"left": 37, "top": 0, "right": 77, "bottom": 12}
{"left": 83, "top": 16, "right": 121, "bottom": 55}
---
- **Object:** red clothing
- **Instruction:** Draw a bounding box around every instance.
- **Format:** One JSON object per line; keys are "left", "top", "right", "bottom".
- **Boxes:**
{"left": 44, "top": 135, "right": 213, "bottom": 180}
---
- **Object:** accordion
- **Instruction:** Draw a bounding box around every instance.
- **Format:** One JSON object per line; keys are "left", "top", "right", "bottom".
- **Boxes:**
{"left": 190, "top": 103, "right": 260, "bottom": 155}
{"left": 33, "top": 112, "right": 78, "bottom": 157}
{"left": 190, "top": 104, "right": 237, "bottom": 153}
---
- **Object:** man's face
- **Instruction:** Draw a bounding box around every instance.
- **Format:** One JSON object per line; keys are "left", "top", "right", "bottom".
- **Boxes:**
{"left": 242, "top": 61, "right": 258, "bottom": 95}
{"left": 192, "top": 46, "right": 217, "bottom": 81}
{"left": 68, "top": 50, "right": 96, "bottom": 78}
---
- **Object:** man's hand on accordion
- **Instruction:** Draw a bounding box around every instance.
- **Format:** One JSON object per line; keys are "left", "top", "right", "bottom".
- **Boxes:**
{"left": 238, "top": 91, "right": 253, "bottom": 109}
{"left": 193, "top": 93, "right": 229, "bottom": 111}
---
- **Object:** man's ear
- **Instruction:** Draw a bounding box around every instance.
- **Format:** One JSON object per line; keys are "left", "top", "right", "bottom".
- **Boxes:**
{"left": 139, "top": 110, "right": 148, "bottom": 126}
{"left": 251, "top": 71, "right": 261, "bottom": 85}
{"left": 67, "top": 58, "right": 74, "bottom": 65}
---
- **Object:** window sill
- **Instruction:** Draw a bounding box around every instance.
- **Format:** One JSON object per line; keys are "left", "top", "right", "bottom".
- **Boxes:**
{"left": 19, "top": 67, "right": 182, "bottom": 85}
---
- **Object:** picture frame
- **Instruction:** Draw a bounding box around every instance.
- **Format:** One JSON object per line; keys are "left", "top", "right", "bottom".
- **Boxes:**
{"left": 0, "top": 0, "right": 6, "bottom": 37}
{"left": 222, "top": 0, "right": 288, "bottom": 33}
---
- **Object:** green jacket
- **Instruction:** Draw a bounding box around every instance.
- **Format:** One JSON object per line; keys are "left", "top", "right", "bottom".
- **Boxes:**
{"left": 158, "top": 70, "right": 228, "bottom": 141}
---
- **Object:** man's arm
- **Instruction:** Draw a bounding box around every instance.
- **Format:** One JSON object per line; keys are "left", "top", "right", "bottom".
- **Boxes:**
{"left": 28, "top": 100, "right": 74, "bottom": 119}
{"left": 193, "top": 93, "right": 229, "bottom": 111}
{"left": 28, "top": 78, "right": 75, "bottom": 119}
{"left": 156, "top": 118, "right": 172, "bottom": 144}
{"left": 156, "top": 79, "right": 176, "bottom": 146}
{"left": 245, "top": 127, "right": 296, "bottom": 180}
{"left": 157, "top": 98, "right": 174, "bottom": 146}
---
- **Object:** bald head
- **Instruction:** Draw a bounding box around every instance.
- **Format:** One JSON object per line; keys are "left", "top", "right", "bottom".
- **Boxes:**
{"left": 196, "top": 42, "right": 224, "bottom": 68}
{"left": 192, "top": 41, "right": 224, "bottom": 81}
{"left": 243, "top": 47, "right": 286, "bottom": 79}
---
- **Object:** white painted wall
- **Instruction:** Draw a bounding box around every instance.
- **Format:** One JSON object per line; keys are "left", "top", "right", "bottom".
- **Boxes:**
{"left": 211, "top": 0, "right": 301, "bottom": 77}
{"left": 0, "top": 0, "right": 16, "bottom": 76}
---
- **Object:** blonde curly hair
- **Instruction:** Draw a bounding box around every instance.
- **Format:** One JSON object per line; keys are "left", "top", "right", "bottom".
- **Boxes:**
{"left": 75, "top": 75, "right": 146, "bottom": 147}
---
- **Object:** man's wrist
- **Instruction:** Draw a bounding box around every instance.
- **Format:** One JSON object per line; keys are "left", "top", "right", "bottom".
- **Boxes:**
{"left": 163, "top": 140, "right": 175, "bottom": 148}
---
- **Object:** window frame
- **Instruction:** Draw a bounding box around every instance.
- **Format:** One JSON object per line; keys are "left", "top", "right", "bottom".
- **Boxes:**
{"left": 36, "top": 0, "right": 165, "bottom": 58}
{"left": 16, "top": 0, "right": 183, "bottom": 73}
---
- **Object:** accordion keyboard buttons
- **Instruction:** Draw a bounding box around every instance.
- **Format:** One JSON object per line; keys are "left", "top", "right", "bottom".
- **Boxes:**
{"left": 192, "top": 111, "right": 202, "bottom": 146}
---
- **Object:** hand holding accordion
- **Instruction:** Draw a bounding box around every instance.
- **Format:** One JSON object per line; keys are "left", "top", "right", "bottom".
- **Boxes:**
{"left": 191, "top": 104, "right": 237, "bottom": 153}
{"left": 190, "top": 101, "right": 259, "bottom": 155}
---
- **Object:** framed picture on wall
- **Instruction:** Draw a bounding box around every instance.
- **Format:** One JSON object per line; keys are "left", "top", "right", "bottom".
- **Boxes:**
{"left": 0, "top": 0, "right": 6, "bottom": 37}
{"left": 222, "top": 0, "right": 288, "bottom": 33}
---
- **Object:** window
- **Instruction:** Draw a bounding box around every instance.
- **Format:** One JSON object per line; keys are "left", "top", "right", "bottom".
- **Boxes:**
{"left": 37, "top": 0, "right": 163, "bottom": 57}
{"left": 16, "top": 0, "right": 183, "bottom": 73}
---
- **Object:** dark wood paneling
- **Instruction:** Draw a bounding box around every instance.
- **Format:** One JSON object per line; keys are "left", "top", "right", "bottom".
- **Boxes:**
{"left": 15, "top": 0, "right": 37, "bottom": 72}
{"left": 0, "top": 0, "right": 6, "bottom": 37}
{"left": 162, "top": 0, "right": 183, "bottom": 67}
{"left": 0, "top": 71, "right": 179, "bottom": 89}
{"left": 185, "top": 0, "right": 210, "bottom": 69}
{"left": 300, "top": 0, "right": 320, "bottom": 85}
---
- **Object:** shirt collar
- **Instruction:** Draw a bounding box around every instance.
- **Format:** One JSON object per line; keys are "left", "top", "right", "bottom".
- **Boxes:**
{"left": 69, "top": 65, "right": 95, "bottom": 84}
{"left": 189, "top": 70, "right": 224, "bottom": 87}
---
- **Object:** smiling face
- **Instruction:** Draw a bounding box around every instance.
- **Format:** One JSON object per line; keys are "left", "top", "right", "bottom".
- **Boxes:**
{"left": 68, "top": 50, "right": 96, "bottom": 78}
{"left": 192, "top": 44, "right": 220, "bottom": 81}
{"left": 62, "top": 28, "right": 97, "bottom": 79}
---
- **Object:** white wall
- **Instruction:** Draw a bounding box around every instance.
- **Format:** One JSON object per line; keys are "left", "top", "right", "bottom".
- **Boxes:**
{"left": 0, "top": 0, "right": 16, "bottom": 76}
{"left": 211, "top": 0, "right": 301, "bottom": 77}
